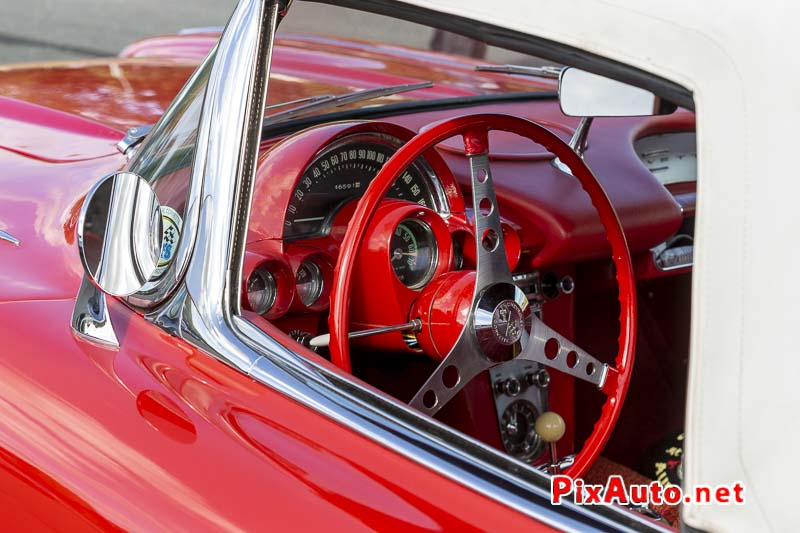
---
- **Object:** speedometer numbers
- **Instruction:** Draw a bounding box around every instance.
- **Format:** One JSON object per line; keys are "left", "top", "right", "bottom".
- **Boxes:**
{"left": 284, "top": 135, "right": 439, "bottom": 239}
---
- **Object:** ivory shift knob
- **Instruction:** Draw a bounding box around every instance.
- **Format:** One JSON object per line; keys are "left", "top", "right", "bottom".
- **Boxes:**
{"left": 535, "top": 411, "right": 565, "bottom": 443}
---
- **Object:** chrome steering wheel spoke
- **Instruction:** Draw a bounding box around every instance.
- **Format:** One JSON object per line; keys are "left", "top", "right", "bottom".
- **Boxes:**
{"left": 468, "top": 148, "right": 514, "bottom": 292}
{"left": 409, "top": 330, "right": 494, "bottom": 415}
{"left": 519, "top": 316, "right": 609, "bottom": 388}
{"left": 412, "top": 129, "right": 534, "bottom": 416}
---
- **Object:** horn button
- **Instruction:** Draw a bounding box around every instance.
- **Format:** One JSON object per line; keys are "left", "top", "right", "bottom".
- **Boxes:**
{"left": 491, "top": 300, "right": 524, "bottom": 345}
{"left": 474, "top": 283, "right": 532, "bottom": 362}
{"left": 411, "top": 275, "right": 532, "bottom": 363}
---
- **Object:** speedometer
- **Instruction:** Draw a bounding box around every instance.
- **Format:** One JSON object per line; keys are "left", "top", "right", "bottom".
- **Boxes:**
{"left": 284, "top": 133, "right": 441, "bottom": 239}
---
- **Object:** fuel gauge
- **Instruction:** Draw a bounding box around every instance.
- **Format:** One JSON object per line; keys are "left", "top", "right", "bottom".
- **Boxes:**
{"left": 390, "top": 219, "right": 437, "bottom": 289}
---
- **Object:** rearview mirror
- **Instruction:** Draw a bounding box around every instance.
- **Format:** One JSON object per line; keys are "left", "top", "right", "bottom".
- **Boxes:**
{"left": 558, "top": 67, "right": 674, "bottom": 117}
{"left": 78, "top": 172, "right": 162, "bottom": 297}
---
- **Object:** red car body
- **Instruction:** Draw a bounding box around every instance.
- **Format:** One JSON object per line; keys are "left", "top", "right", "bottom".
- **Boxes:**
{"left": 0, "top": 26, "right": 693, "bottom": 530}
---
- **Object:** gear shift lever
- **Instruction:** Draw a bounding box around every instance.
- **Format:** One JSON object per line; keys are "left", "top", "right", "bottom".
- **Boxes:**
{"left": 535, "top": 411, "right": 566, "bottom": 475}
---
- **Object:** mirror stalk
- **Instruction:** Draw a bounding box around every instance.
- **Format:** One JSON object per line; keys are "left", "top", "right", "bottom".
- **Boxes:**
{"left": 552, "top": 116, "right": 592, "bottom": 175}
{"left": 569, "top": 116, "right": 592, "bottom": 155}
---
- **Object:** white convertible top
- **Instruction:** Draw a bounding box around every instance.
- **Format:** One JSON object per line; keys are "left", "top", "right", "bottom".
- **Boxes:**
{"left": 394, "top": 1, "right": 799, "bottom": 531}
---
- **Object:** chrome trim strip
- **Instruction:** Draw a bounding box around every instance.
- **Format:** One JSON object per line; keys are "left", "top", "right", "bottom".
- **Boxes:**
{"left": 71, "top": 275, "right": 119, "bottom": 348}
{"left": 475, "top": 64, "right": 562, "bottom": 79}
{"left": 0, "top": 229, "right": 20, "bottom": 246}
{"left": 181, "top": 0, "right": 272, "bottom": 324}
{"left": 179, "top": 26, "right": 224, "bottom": 35}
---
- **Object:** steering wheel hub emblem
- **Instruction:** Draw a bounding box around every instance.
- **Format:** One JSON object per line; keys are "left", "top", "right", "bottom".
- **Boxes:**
{"left": 491, "top": 300, "right": 524, "bottom": 345}
{"left": 473, "top": 283, "right": 531, "bottom": 362}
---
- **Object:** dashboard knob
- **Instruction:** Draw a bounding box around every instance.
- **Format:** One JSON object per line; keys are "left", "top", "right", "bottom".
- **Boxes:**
{"left": 526, "top": 369, "right": 550, "bottom": 388}
{"left": 558, "top": 276, "right": 575, "bottom": 295}
{"left": 497, "top": 377, "right": 521, "bottom": 397}
{"left": 541, "top": 272, "right": 575, "bottom": 299}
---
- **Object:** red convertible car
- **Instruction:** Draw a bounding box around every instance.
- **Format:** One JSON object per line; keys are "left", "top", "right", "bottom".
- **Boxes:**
{"left": 0, "top": 0, "right": 790, "bottom": 531}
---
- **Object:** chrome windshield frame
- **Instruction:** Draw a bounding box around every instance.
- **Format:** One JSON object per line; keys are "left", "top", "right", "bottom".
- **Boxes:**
{"left": 123, "top": 46, "right": 218, "bottom": 310}
{"left": 142, "top": 1, "right": 666, "bottom": 530}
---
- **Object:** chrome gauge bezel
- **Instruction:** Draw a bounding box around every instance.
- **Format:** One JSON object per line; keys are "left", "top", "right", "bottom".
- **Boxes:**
{"left": 247, "top": 267, "right": 278, "bottom": 315}
{"left": 390, "top": 218, "right": 439, "bottom": 290}
{"left": 296, "top": 259, "right": 324, "bottom": 307}
{"left": 499, "top": 399, "right": 543, "bottom": 462}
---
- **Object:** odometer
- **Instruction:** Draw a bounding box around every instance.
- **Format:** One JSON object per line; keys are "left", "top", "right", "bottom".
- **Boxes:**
{"left": 284, "top": 134, "right": 440, "bottom": 239}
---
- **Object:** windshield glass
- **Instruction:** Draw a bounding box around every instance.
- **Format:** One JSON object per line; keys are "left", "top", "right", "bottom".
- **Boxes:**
{"left": 266, "top": 3, "right": 558, "bottom": 118}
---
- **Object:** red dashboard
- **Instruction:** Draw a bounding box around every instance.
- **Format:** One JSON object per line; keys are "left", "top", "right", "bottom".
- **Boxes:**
{"left": 241, "top": 99, "right": 695, "bottom": 347}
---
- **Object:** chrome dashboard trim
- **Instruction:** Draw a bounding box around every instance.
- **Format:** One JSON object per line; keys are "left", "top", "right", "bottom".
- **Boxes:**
{"left": 652, "top": 235, "right": 694, "bottom": 271}
{"left": 141, "top": 1, "right": 669, "bottom": 531}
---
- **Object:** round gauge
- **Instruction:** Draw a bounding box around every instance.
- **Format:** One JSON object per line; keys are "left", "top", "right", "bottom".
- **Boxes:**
{"left": 284, "top": 134, "right": 441, "bottom": 240}
{"left": 296, "top": 260, "right": 324, "bottom": 307}
{"left": 499, "top": 400, "right": 543, "bottom": 461}
{"left": 246, "top": 268, "right": 277, "bottom": 315}
{"left": 390, "top": 219, "right": 438, "bottom": 289}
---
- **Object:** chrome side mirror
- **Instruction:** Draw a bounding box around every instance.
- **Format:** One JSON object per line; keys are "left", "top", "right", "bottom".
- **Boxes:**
{"left": 558, "top": 67, "right": 674, "bottom": 117}
{"left": 78, "top": 172, "right": 162, "bottom": 297}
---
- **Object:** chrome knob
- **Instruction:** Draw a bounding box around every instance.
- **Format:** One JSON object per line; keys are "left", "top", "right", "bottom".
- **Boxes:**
{"left": 526, "top": 369, "right": 550, "bottom": 388}
{"left": 497, "top": 377, "right": 521, "bottom": 397}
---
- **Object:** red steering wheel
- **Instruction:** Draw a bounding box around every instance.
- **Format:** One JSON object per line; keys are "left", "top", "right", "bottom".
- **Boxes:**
{"left": 329, "top": 114, "right": 636, "bottom": 478}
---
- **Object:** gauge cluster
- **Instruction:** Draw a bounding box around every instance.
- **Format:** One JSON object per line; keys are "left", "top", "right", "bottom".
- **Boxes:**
{"left": 241, "top": 120, "right": 528, "bottom": 356}
{"left": 243, "top": 248, "right": 335, "bottom": 318}
{"left": 241, "top": 122, "right": 466, "bottom": 332}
